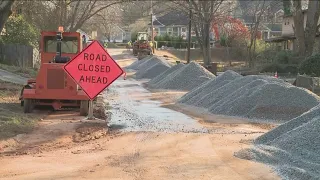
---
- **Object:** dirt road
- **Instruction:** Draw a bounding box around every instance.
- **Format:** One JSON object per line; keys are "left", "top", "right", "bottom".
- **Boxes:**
{"left": 0, "top": 49, "right": 279, "bottom": 180}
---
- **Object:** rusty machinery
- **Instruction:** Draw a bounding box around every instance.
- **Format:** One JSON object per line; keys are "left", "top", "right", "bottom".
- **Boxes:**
{"left": 132, "top": 32, "right": 152, "bottom": 57}
{"left": 20, "top": 27, "right": 90, "bottom": 115}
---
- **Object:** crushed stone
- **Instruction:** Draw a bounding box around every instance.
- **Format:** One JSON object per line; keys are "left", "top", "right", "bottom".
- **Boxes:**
{"left": 148, "top": 63, "right": 185, "bottom": 86}
{"left": 135, "top": 61, "right": 171, "bottom": 79}
{"left": 125, "top": 56, "right": 153, "bottom": 70}
{"left": 178, "top": 74, "right": 320, "bottom": 122}
{"left": 151, "top": 61, "right": 215, "bottom": 91}
{"left": 238, "top": 104, "right": 320, "bottom": 180}
{"left": 210, "top": 81, "right": 320, "bottom": 121}
{"left": 178, "top": 70, "right": 242, "bottom": 104}
{"left": 136, "top": 56, "right": 171, "bottom": 71}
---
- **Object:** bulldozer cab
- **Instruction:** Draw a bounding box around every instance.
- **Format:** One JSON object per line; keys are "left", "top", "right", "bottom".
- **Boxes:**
{"left": 40, "top": 28, "right": 81, "bottom": 64}
{"left": 137, "top": 32, "right": 148, "bottom": 41}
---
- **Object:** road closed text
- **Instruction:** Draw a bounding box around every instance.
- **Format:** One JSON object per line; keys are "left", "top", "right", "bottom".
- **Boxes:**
{"left": 78, "top": 53, "right": 111, "bottom": 84}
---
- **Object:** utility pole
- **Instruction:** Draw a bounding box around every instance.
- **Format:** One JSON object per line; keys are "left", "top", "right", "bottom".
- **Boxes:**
{"left": 151, "top": 0, "right": 155, "bottom": 54}
{"left": 187, "top": 0, "right": 192, "bottom": 63}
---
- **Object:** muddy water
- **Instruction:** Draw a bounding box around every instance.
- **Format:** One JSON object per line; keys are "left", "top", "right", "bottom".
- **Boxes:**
{"left": 104, "top": 78, "right": 208, "bottom": 133}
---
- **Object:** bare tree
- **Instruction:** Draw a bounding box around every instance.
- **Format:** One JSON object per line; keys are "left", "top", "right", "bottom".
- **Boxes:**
{"left": 15, "top": 0, "right": 125, "bottom": 31}
{"left": 0, "top": 0, "right": 15, "bottom": 33}
{"left": 242, "top": 0, "right": 267, "bottom": 68}
{"left": 286, "top": 0, "right": 320, "bottom": 57}
{"left": 169, "top": 0, "right": 230, "bottom": 66}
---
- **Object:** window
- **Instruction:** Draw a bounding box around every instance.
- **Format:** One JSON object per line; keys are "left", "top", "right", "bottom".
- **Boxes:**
{"left": 44, "top": 36, "right": 78, "bottom": 54}
{"left": 284, "top": 18, "right": 290, "bottom": 25}
{"left": 154, "top": 27, "right": 160, "bottom": 36}
{"left": 167, "top": 27, "right": 173, "bottom": 36}
{"left": 181, "top": 27, "right": 187, "bottom": 37}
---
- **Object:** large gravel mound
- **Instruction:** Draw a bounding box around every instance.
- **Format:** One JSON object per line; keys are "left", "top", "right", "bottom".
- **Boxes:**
{"left": 148, "top": 63, "right": 185, "bottom": 86}
{"left": 135, "top": 61, "right": 171, "bottom": 79}
{"left": 178, "top": 74, "right": 319, "bottom": 121}
{"left": 210, "top": 81, "right": 320, "bottom": 121}
{"left": 125, "top": 56, "right": 152, "bottom": 70}
{"left": 178, "top": 70, "right": 242, "bottom": 104}
{"left": 152, "top": 61, "right": 215, "bottom": 91}
{"left": 242, "top": 105, "right": 320, "bottom": 179}
{"left": 180, "top": 75, "right": 282, "bottom": 108}
{"left": 136, "top": 56, "right": 172, "bottom": 71}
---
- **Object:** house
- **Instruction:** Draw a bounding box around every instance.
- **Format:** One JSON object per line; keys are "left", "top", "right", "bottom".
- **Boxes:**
{"left": 108, "top": 26, "right": 131, "bottom": 43}
{"left": 236, "top": 0, "right": 284, "bottom": 40}
{"left": 265, "top": 9, "right": 320, "bottom": 53}
{"left": 148, "top": 11, "right": 191, "bottom": 39}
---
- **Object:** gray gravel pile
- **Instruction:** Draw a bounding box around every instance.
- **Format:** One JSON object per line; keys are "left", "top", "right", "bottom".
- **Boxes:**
{"left": 152, "top": 61, "right": 215, "bottom": 91}
{"left": 241, "top": 104, "right": 320, "bottom": 179}
{"left": 135, "top": 61, "right": 171, "bottom": 79}
{"left": 136, "top": 56, "right": 172, "bottom": 71}
{"left": 180, "top": 75, "right": 281, "bottom": 108}
{"left": 148, "top": 63, "right": 185, "bottom": 86}
{"left": 178, "top": 70, "right": 242, "bottom": 104}
{"left": 125, "top": 56, "right": 152, "bottom": 70}
{"left": 178, "top": 74, "right": 319, "bottom": 121}
{"left": 210, "top": 80, "right": 320, "bottom": 121}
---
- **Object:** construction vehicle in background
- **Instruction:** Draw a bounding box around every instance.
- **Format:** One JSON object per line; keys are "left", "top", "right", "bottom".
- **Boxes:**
{"left": 132, "top": 32, "right": 152, "bottom": 57}
{"left": 20, "top": 26, "right": 90, "bottom": 115}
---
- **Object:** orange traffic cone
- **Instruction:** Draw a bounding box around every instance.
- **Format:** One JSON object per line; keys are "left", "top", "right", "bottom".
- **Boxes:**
{"left": 274, "top": 71, "right": 278, "bottom": 78}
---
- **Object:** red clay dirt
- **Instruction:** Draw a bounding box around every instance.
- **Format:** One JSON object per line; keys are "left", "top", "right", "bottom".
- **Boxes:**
{"left": 0, "top": 50, "right": 280, "bottom": 180}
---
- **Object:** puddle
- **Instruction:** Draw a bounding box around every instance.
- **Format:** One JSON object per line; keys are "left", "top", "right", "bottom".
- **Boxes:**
{"left": 104, "top": 79, "right": 208, "bottom": 133}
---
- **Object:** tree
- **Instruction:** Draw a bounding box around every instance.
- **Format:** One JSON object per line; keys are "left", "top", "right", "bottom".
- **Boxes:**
{"left": 15, "top": 0, "right": 125, "bottom": 31}
{"left": 169, "top": 0, "right": 232, "bottom": 66}
{"left": 284, "top": 0, "right": 320, "bottom": 57}
{"left": 213, "top": 16, "right": 249, "bottom": 65}
{"left": 0, "top": 0, "right": 15, "bottom": 33}
{"left": 2, "top": 14, "right": 38, "bottom": 46}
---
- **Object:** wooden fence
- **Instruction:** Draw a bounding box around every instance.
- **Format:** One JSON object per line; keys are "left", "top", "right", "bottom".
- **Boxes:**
{"left": 0, "top": 44, "right": 34, "bottom": 68}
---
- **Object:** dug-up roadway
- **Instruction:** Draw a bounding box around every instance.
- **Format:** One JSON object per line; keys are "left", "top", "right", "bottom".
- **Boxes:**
{"left": 0, "top": 49, "right": 279, "bottom": 180}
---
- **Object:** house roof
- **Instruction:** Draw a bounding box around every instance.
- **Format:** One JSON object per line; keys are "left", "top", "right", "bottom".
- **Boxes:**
{"left": 238, "top": 0, "right": 283, "bottom": 23}
{"left": 265, "top": 23, "right": 282, "bottom": 31}
{"left": 149, "top": 11, "right": 189, "bottom": 26}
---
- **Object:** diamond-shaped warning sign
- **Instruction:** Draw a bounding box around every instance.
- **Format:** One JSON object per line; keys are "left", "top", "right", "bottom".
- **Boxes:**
{"left": 64, "top": 40, "right": 124, "bottom": 100}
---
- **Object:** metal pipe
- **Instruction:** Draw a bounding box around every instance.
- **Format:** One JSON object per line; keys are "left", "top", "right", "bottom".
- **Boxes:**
{"left": 56, "top": 32, "right": 62, "bottom": 58}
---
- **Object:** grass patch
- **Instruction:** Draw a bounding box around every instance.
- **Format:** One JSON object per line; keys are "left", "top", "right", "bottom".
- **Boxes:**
{"left": 0, "top": 80, "right": 41, "bottom": 140}
{"left": 0, "top": 63, "right": 38, "bottom": 78}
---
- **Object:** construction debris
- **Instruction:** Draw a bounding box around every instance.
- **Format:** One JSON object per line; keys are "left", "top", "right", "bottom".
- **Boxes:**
{"left": 150, "top": 62, "right": 215, "bottom": 91}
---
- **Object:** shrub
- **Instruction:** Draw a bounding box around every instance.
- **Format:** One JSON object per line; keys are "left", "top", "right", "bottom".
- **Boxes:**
{"left": 260, "top": 64, "right": 286, "bottom": 73}
{"left": 260, "top": 63, "right": 299, "bottom": 74}
{"left": 299, "top": 54, "right": 320, "bottom": 76}
{"left": 274, "top": 50, "right": 298, "bottom": 64}
{"left": 2, "top": 15, "right": 38, "bottom": 46}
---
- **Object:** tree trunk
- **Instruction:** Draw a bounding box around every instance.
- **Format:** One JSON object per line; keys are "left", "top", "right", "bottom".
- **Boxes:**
{"left": 200, "top": 21, "right": 211, "bottom": 66}
{"left": 293, "top": 0, "right": 306, "bottom": 56}
{"left": 304, "top": 0, "right": 320, "bottom": 56}
{"left": 0, "top": 0, "right": 15, "bottom": 33}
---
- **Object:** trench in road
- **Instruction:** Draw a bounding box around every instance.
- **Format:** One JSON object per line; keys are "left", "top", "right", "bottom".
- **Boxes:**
{"left": 104, "top": 78, "right": 209, "bottom": 133}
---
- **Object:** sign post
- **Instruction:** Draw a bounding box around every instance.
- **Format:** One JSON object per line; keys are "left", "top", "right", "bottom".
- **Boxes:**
{"left": 64, "top": 40, "right": 124, "bottom": 120}
{"left": 87, "top": 100, "right": 94, "bottom": 120}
